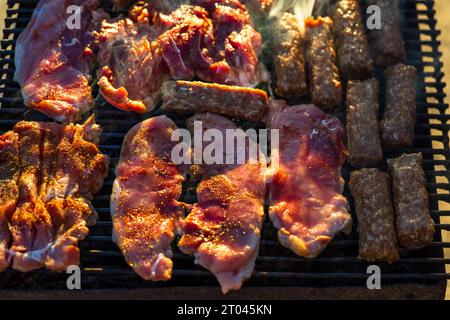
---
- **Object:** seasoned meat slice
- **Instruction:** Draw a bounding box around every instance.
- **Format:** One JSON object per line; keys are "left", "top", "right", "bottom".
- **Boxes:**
{"left": 43, "top": 117, "right": 109, "bottom": 271}
{"left": 2, "top": 118, "right": 108, "bottom": 272}
{"left": 267, "top": 102, "right": 351, "bottom": 258}
{"left": 8, "top": 122, "right": 52, "bottom": 272}
{"left": 111, "top": 116, "right": 186, "bottom": 281}
{"left": 0, "top": 132, "right": 20, "bottom": 271}
{"left": 179, "top": 113, "right": 266, "bottom": 293}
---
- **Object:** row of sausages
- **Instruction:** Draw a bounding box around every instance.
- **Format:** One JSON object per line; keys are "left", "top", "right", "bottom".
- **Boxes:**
{"left": 337, "top": 1, "right": 434, "bottom": 262}
{"left": 271, "top": 0, "right": 405, "bottom": 110}
{"left": 350, "top": 153, "right": 435, "bottom": 263}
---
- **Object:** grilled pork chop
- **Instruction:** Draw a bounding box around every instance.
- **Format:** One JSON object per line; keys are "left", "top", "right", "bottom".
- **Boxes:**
{"left": 267, "top": 102, "right": 352, "bottom": 258}
{"left": 14, "top": 0, "right": 105, "bottom": 123}
{"left": 191, "top": 0, "right": 263, "bottom": 86}
{"left": 178, "top": 113, "right": 266, "bottom": 293}
{"left": 111, "top": 116, "right": 187, "bottom": 281}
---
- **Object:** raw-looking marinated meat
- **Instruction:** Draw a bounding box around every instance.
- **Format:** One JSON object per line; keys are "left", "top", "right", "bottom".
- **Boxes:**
{"left": 0, "top": 117, "right": 108, "bottom": 272}
{"left": 388, "top": 153, "right": 434, "bottom": 249}
{"left": 14, "top": 0, "right": 104, "bottom": 123}
{"left": 178, "top": 113, "right": 266, "bottom": 294}
{"left": 267, "top": 102, "right": 351, "bottom": 258}
{"left": 161, "top": 81, "right": 268, "bottom": 122}
{"left": 95, "top": 9, "right": 168, "bottom": 113}
{"left": 213, "top": 0, "right": 262, "bottom": 82}
{"left": 153, "top": 0, "right": 263, "bottom": 86}
{"left": 43, "top": 117, "right": 109, "bottom": 271}
{"left": 0, "top": 132, "right": 20, "bottom": 271}
{"left": 332, "top": 0, "right": 373, "bottom": 79}
{"left": 271, "top": 12, "right": 308, "bottom": 98}
{"left": 111, "top": 116, "right": 186, "bottom": 281}
{"left": 367, "top": 0, "right": 405, "bottom": 67}
{"left": 346, "top": 78, "right": 382, "bottom": 168}
{"left": 305, "top": 17, "right": 342, "bottom": 110}
{"left": 381, "top": 63, "right": 417, "bottom": 148}
{"left": 349, "top": 168, "right": 399, "bottom": 263}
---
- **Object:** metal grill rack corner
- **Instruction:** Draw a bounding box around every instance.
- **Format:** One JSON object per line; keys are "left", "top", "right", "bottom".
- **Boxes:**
{"left": 0, "top": 0, "right": 449, "bottom": 300}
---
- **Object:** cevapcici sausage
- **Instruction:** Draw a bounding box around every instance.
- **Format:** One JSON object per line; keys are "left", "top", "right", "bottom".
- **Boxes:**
{"left": 161, "top": 80, "right": 268, "bottom": 122}
{"left": 366, "top": 0, "right": 406, "bottom": 67}
{"left": 388, "top": 153, "right": 435, "bottom": 249}
{"left": 332, "top": 0, "right": 373, "bottom": 79}
{"left": 346, "top": 78, "right": 382, "bottom": 167}
{"left": 271, "top": 12, "right": 308, "bottom": 98}
{"left": 305, "top": 17, "right": 342, "bottom": 110}
{"left": 381, "top": 63, "right": 417, "bottom": 148}
{"left": 349, "top": 168, "right": 399, "bottom": 263}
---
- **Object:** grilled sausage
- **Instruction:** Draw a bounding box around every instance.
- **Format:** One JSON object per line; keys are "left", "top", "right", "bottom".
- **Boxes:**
{"left": 161, "top": 80, "right": 269, "bottom": 122}
{"left": 305, "top": 17, "right": 342, "bottom": 110}
{"left": 346, "top": 78, "right": 382, "bottom": 167}
{"left": 349, "top": 168, "right": 399, "bottom": 263}
{"left": 271, "top": 12, "right": 308, "bottom": 98}
{"left": 332, "top": 0, "right": 373, "bottom": 79}
{"left": 366, "top": 0, "right": 406, "bottom": 67}
{"left": 388, "top": 153, "right": 435, "bottom": 249}
{"left": 381, "top": 63, "right": 417, "bottom": 148}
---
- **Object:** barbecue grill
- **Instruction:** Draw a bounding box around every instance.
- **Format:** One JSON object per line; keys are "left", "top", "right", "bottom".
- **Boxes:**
{"left": 0, "top": 0, "right": 449, "bottom": 300}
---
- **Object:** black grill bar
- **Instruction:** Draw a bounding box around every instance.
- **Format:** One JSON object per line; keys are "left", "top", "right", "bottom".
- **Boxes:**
{"left": 0, "top": 0, "right": 448, "bottom": 299}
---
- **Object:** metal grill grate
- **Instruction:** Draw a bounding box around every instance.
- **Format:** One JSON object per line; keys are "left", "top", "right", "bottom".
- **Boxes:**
{"left": 0, "top": 0, "right": 449, "bottom": 299}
